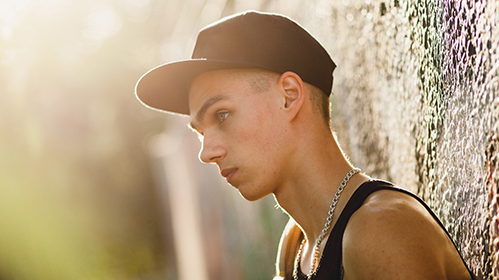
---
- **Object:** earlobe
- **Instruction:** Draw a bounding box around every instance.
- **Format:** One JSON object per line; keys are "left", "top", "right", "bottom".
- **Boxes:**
{"left": 279, "top": 72, "right": 305, "bottom": 119}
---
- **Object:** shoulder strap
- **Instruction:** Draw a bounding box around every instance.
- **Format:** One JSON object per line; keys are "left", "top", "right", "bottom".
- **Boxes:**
{"left": 274, "top": 219, "right": 304, "bottom": 280}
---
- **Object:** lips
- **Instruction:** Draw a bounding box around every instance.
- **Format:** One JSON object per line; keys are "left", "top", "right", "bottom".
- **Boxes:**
{"left": 220, "top": 167, "right": 237, "bottom": 180}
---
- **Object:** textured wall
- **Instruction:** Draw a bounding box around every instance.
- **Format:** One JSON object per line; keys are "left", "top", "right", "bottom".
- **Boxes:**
{"left": 155, "top": 1, "right": 498, "bottom": 278}
{"left": 272, "top": 0, "right": 498, "bottom": 278}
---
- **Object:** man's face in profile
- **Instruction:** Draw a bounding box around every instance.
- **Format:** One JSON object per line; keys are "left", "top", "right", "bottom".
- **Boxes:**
{"left": 188, "top": 69, "right": 289, "bottom": 201}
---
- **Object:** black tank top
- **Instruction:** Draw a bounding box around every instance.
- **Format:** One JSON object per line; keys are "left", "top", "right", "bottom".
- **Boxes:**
{"left": 296, "top": 180, "right": 477, "bottom": 280}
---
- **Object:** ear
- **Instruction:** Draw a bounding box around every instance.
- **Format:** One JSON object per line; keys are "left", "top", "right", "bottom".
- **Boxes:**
{"left": 278, "top": 71, "right": 305, "bottom": 120}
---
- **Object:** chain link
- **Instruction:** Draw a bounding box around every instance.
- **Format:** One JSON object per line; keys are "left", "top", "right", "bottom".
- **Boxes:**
{"left": 293, "top": 168, "right": 361, "bottom": 280}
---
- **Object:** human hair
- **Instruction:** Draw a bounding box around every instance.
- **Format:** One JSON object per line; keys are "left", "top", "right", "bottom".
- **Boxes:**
{"left": 228, "top": 68, "right": 277, "bottom": 93}
{"left": 305, "top": 83, "right": 332, "bottom": 129}
{"left": 239, "top": 69, "right": 332, "bottom": 128}
{"left": 224, "top": 68, "right": 332, "bottom": 128}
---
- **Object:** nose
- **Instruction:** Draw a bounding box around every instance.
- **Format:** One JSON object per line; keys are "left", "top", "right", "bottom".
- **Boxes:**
{"left": 198, "top": 134, "right": 226, "bottom": 164}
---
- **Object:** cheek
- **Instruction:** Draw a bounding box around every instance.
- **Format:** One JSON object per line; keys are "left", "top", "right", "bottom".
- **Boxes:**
{"left": 229, "top": 94, "right": 286, "bottom": 157}
{"left": 232, "top": 112, "right": 282, "bottom": 156}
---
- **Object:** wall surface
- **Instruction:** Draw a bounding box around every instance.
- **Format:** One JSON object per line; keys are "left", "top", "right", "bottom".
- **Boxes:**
{"left": 152, "top": 1, "right": 498, "bottom": 279}
{"left": 266, "top": 0, "right": 498, "bottom": 278}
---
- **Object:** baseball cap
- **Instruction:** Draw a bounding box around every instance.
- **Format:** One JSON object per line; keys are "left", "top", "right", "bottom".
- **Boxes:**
{"left": 135, "top": 10, "right": 336, "bottom": 115}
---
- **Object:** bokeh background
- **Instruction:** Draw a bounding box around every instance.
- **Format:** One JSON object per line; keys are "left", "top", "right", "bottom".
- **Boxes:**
{"left": 0, "top": 0, "right": 288, "bottom": 279}
{"left": 1, "top": 0, "right": 498, "bottom": 279}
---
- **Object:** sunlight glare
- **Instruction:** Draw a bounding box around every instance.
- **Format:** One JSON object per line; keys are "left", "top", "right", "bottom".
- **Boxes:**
{"left": 83, "top": 5, "right": 122, "bottom": 42}
{"left": 0, "top": 0, "right": 30, "bottom": 20}
{"left": 123, "top": 0, "right": 152, "bottom": 23}
{"left": 201, "top": 3, "right": 222, "bottom": 24}
{"left": 125, "top": 0, "right": 150, "bottom": 8}
{"left": 0, "top": 0, "right": 30, "bottom": 40}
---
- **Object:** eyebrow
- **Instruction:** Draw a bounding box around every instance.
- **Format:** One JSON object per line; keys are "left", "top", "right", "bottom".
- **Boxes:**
{"left": 189, "top": 95, "right": 229, "bottom": 130}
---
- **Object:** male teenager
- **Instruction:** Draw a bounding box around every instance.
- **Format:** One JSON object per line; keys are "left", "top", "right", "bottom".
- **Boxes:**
{"left": 135, "top": 10, "right": 476, "bottom": 280}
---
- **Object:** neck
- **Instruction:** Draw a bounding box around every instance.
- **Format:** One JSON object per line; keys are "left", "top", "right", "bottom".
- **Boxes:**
{"left": 273, "top": 131, "right": 369, "bottom": 244}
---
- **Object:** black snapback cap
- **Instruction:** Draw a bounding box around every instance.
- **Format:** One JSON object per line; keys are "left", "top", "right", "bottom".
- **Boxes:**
{"left": 135, "top": 10, "right": 336, "bottom": 115}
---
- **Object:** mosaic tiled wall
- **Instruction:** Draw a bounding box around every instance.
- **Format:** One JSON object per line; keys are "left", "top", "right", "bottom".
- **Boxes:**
{"left": 273, "top": 0, "right": 499, "bottom": 278}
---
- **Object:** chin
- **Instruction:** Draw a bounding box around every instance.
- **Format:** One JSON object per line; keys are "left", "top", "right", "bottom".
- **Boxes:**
{"left": 237, "top": 189, "right": 270, "bottom": 202}
{"left": 239, "top": 194, "right": 260, "bottom": 201}
{"left": 230, "top": 180, "right": 274, "bottom": 201}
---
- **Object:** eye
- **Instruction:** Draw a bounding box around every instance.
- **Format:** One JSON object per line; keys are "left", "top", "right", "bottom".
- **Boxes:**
{"left": 216, "top": 111, "right": 229, "bottom": 123}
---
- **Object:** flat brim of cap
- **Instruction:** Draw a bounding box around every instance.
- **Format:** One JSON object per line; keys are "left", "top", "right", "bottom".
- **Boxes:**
{"left": 135, "top": 59, "right": 256, "bottom": 115}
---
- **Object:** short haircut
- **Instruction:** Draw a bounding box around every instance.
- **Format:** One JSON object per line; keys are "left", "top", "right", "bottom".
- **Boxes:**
{"left": 239, "top": 69, "right": 332, "bottom": 128}
{"left": 306, "top": 83, "right": 332, "bottom": 129}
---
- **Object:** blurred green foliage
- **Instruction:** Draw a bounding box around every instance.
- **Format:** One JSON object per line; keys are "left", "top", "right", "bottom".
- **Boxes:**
{"left": 0, "top": 1, "right": 291, "bottom": 279}
{"left": 0, "top": 0, "right": 168, "bottom": 278}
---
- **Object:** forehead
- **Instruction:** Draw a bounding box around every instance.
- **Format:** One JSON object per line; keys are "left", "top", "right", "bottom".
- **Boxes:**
{"left": 190, "top": 69, "right": 243, "bottom": 95}
{"left": 188, "top": 68, "right": 279, "bottom": 103}
{"left": 187, "top": 69, "right": 251, "bottom": 126}
{"left": 188, "top": 69, "right": 258, "bottom": 111}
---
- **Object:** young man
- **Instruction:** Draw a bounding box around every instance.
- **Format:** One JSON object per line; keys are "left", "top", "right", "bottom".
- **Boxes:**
{"left": 136, "top": 11, "right": 476, "bottom": 280}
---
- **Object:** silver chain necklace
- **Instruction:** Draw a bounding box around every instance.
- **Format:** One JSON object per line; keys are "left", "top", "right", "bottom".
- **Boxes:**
{"left": 293, "top": 168, "right": 361, "bottom": 280}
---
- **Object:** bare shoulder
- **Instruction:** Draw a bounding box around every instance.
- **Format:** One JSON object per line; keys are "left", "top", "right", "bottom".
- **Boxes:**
{"left": 275, "top": 219, "right": 303, "bottom": 279}
{"left": 341, "top": 188, "right": 471, "bottom": 280}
